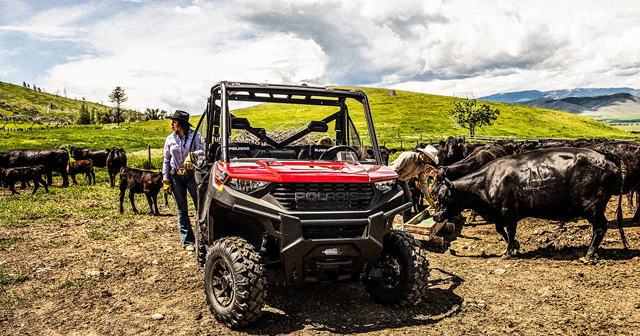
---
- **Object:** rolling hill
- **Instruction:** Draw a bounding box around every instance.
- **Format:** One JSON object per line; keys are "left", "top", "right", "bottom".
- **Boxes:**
{"left": 519, "top": 93, "right": 640, "bottom": 123}
{"left": 232, "top": 87, "right": 637, "bottom": 149}
{"left": 0, "top": 84, "right": 637, "bottom": 154}
{"left": 480, "top": 87, "right": 640, "bottom": 103}
{"left": 0, "top": 81, "right": 143, "bottom": 123}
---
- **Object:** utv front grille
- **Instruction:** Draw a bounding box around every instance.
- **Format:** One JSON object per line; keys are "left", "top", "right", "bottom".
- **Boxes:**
{"left": 271, "top": 183, "right": 374, "bottom": 211}
{"left": 302, "top": 224, "right": 367, "bottom": 240}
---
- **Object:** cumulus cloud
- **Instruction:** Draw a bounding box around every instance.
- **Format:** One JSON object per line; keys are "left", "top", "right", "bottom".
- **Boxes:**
{"left": 2, "top": 0, "right": 639, "bottom": 112}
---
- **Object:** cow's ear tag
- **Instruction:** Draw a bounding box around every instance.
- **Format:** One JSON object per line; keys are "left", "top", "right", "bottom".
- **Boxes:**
{"left": 217, "top": 184, "right": 224, "bottom": 192}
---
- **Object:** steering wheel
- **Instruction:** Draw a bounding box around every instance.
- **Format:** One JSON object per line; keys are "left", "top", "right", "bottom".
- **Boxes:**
{"left": 318, "top": 145, "right": 359, "bottom": 161}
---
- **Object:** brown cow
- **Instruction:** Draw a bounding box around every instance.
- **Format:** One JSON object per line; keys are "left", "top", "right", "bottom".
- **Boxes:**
{"left": 0, "top": 165, "right": 49, "bottom": 195}
{"left": 69, "top": 159, "right": 95, "bottom": 185}
{"left": 119, "top": 167, "right": 163, "bottom": 215}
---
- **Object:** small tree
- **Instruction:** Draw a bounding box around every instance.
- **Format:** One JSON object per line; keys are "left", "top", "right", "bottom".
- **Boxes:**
{"left": 447, "top": 98, "right": 500, "bottom": 136}
{"left": 78, "top": 99, "right": 91, "bottom": 124}
{"left": 108, "top": 86, "right": 128, "bottom": 125}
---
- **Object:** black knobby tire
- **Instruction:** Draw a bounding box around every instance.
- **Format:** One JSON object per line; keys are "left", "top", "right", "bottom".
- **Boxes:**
{"left": 204, "top": 236, "right": 266, "bottom": 327}
{"left": 364, "top": 229, "right": 430, "bottom": 308}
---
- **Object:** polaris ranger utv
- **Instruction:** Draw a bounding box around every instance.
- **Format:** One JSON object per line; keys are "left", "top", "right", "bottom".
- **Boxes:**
{"left": 190, "top": 81, "right": 429, "bottom": 327}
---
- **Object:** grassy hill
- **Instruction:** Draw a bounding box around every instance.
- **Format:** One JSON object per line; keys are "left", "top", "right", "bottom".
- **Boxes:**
{"left": 0, "top": 81, "right": 142, "bottom": 123}
{"left": 0, "top": 85, "right": 637, "bottom": 157}
{"left": 233, "top": 87, "right": 637, "bottom": 149}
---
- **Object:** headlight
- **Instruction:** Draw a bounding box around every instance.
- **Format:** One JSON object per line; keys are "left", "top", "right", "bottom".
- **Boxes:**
{"left": 374, "top": 179, "right": 396, "bottom": 193}
{"left": 228, "top": 178, "right": 270, "bottom": 194}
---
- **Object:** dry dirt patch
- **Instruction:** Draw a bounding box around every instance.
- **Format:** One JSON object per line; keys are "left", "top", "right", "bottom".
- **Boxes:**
{"left": 1, "top": 192, "right": 640, "bottom": 335}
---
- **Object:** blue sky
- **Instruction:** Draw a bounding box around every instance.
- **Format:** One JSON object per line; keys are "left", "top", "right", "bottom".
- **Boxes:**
{"left": 1, "top": 0, "right": 640, "bottom": 113}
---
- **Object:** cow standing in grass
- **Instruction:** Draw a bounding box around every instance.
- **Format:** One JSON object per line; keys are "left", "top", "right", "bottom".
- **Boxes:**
{"left": 119, "top": 167, "right": 163, "bottom": 215}
{"left": 0, "top": 148, "right": 69, "bottom": 187}
{"left": 68, "top": 146, "right": 109, "bottom": 167}
{"left": 0, "top": 165, "right": 49, "bottom": 195}
{"left": 106, "top": 147, "right": 127, "bottom": 187}
{"left": 69, "top": 159, "right": 95, "bottom": 185}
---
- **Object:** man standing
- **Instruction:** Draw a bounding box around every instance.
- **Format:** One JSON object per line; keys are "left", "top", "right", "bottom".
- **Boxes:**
{"left": 389, "top": 145, "right": 439, "bottom": 223}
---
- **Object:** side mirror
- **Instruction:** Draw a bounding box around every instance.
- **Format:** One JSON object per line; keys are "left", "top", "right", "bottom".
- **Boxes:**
{"left": 308, "top": 120, "right": 328, "bottom": 133}
{"left": 231, "top": 117, "right": 250, "bottom": 129}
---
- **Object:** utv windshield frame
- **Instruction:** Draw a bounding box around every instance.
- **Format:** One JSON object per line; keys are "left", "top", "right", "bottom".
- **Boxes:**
{"left": 200, "top": 81, "right": 383, "bottom": 165}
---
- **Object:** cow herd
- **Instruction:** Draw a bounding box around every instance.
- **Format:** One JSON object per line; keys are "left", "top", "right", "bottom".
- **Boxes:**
{"left": 0, "top": 146, "right": 166, "bottom": 216}
{"left": 3, "top": 137, "right": 640, "bottom": 261}
{"left": 422, "top": 136, "right": 640, "bottom": 260}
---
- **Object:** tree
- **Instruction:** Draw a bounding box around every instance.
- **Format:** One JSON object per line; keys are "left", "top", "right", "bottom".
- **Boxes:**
{"left": 78, "top": 99, "right": 91, "bottom": 124}
{"left": 447, "top": 98, "right": 500, "bottom": 136}
{"left": 144, "top": 108, "right": 168, "bottom": 120}
{"left": 108, "top": 86, "right": 128, "bottom": 125}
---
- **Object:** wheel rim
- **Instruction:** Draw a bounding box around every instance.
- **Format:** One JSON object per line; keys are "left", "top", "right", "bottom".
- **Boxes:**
{"left": 379, "top": 254, "right": 402, "bottom": 289}
{"left": 210, "top": 258, "right": 234, "bottom": 307}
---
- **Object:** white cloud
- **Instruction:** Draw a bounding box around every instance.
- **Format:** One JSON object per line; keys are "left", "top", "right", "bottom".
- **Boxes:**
{"left": 1, "top": 0, "right": 636, "bottom": 113}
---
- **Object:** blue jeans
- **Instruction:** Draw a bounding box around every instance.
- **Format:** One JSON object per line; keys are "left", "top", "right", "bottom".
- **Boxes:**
{"left": 170, "top": 170, "right": 198, "bottom": 247}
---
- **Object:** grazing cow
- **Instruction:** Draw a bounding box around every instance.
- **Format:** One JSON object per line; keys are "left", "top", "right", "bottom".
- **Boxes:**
{"left": 432, "top": 147, "right": 622, "bottom": 260}
{"left": 119, "top": 167, "right": 163, "bottom": 215}
{"left": 0, "top": 149, "right": 69, "bottom": 187}
{"left": 69, "top": 159, "right": 95, "bottom": 185}
{"left": 358, "top": 145, "right": 398, "bottom": 165}
{"left": 0, "top": 165, "right": 49, "bottom": 195}
{"left": 106, "top": 147, "right": 127, "bottom": 187}
{"left": 68, "top": 146, "right": 109, "bottom": 167}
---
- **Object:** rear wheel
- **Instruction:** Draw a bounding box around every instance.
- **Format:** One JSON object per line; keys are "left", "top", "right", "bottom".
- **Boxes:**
{"left": 364, "top": 229, "right": 430, "bottom": 307}
{"left": 204, "top": 236, "right": 266, "bottom": 327}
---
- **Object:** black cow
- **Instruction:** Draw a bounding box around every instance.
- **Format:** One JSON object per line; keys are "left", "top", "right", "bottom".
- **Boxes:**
{"left": 358, "top": 145, "right": 398, "bottom": 165}
{"left": 437, "top": 144, "right": 508, "bottom": 181}
{"left": 68, "top": 146, "right": 109, "bottom": 167}
{"left": 432, "top": 147, "right": 622, "bottom": 260}
{"left": 106, "top": 147, "right": 127, "bottom": 188}
{"left": 0, "top": 165, "right": 49, "bottom": 195}
{"left": 438, "top": 136, "right": 483, "bottom": 166}
{"left": 588, "top": 141, "right": 640, "bottom": 222}
{"left": 0, "top": 149, "right": 69, "bottom": 187}
{"left": 119, "top": 167, "right": 163, "bottom": 215}
{"left": 69, "top": 159, "right": 95, "bottom": 185}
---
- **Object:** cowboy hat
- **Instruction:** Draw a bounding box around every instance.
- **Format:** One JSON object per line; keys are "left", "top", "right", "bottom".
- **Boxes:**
{"left": 167, "top": 110, "right": 193, "bottom": 127}
{"left": 417, "top": 145, "right": 439, "bottom": 165}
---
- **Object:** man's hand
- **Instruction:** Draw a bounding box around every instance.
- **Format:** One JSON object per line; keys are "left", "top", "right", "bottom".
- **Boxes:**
{"left": 163, "top": 180, "right": 172, "bottom": 195}
{"left": 184, "top": 152, "right": 196, "bottom": 170}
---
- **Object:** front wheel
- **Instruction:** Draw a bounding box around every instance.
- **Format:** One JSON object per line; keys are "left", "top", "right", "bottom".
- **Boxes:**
{"left": 364, "top": 230, "right": 430, "bottom": 308}
{"left": 204, "top": 236, "right": 266, "bottom": 327}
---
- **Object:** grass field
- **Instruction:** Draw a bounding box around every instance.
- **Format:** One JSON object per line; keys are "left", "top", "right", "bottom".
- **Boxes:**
{"left": 1, "top": 85, "right": 638, "bottom": 159}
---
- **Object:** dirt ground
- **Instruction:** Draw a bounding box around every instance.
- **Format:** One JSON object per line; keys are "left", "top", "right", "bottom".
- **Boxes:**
{"left": 2, "top": 187, "right": 640, "bottom": 335}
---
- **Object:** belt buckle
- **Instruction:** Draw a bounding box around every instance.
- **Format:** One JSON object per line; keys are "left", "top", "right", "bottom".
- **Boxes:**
{"left": 177, "top": 168, "right": 187, "bottom": 175}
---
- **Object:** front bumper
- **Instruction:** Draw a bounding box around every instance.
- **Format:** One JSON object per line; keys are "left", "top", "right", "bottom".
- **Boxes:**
{"left": 211, "top": 182, "right": 411, "bottom": 286}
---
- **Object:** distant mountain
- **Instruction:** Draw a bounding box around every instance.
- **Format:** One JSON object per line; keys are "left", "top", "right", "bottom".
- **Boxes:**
{"left": 518, "top": 93, "right": 640, "bottom": 123}
{"left": 481, "top": 87, "right": 640, "bottom": 103}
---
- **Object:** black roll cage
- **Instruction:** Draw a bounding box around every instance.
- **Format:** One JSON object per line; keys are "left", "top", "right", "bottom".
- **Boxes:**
{"left": 198, "top": 81, "right": 383, "bottom": 165}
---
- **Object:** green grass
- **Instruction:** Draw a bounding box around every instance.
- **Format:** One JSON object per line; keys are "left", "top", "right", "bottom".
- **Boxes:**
{"left": 0, "top": 158, "right": 169, "bottom": 227}
{"left": 1, "top": 84, "right": 638, "bottom": 158}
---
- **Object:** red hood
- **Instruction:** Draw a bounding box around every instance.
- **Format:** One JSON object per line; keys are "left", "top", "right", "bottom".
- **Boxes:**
{"left": 218, "top": 160, "right": 397, "bottom": 183}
